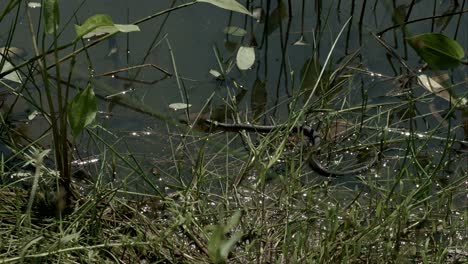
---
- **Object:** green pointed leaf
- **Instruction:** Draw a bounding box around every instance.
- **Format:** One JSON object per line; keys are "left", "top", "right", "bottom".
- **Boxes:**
{"left": 114, "top": 24, "right": 140, "bottom": 33}
{"left": 68, "top": 85, "right": 97, "bottom": 137}
{"left": 223, "top": 26, "right": 247, "bottom": 37}
{"left": 197, "top": 0, "right": 252, "bottom": 16}
{"left": 75, "top": 14, "right": 140, "bottom": 40}
{"left": 44, "top": 0, "right": 59, "bottom": 34}
{"left": 0, "top": 59, "right": 22, "bottom": 83}
{"left": 225, "top": 211, "right": 241, "bottom": 231}
{"left": 236, "top": 46, "right": 255, "bottom": 70}
{"left": 220, "top": 232, "right": 242, "bottom": 259}
{"left": 82, "top": 26, "right": 118, "bottom": 38}
{"left": 75, "top": 14, "right": 114, "bottom": 39}
{"left": 408, "top": 33, "right": 465, "bottom": 70}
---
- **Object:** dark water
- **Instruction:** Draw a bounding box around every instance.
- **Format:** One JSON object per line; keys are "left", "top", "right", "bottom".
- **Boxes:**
{"left": 1, "top": 0, "right": 466, "bottom": 191}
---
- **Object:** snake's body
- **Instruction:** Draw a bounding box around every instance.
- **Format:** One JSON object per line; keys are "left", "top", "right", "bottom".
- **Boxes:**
{"left": 202, "top": 119, "right": 377, "bottom": 177}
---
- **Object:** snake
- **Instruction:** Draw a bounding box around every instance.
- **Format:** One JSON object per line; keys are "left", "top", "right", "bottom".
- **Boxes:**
{"left": 201, "top": 119, "right": 378, "bottom": 177}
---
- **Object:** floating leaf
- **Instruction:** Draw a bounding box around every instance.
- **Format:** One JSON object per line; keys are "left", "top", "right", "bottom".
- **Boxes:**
{"left": 223, "top": 26, "right": 247, "bottom": 37}
{"left": 68, "top": 85, "right": 97, "bottom": 137}
{"left": 252, "top": 7, "right": 265, "bottom": 23}
{"left": 0, "top": 46, "right": 27, "bottom": 58}
{"left": 293, "top": 35, "right": 309, "bottom": 46}
{"left": 75, "top": 14, "right": 140, "bottom": 39}
{"left": 417, "top": 74, "right": 467, "bottom": 107}
{"left": 236, "top": 46, "right": 255, "bottom": 70}
{"left": 28, "top": 2, "right": 41, "bottom": 8}
{"left": 408, "top": 33, "right": 465, "bottom": 70}
{"left": 28, "top": 110, "right": 40, "bottom": 121}
{"left": 0, "top": 59, "right": 22, "bottom": 83}
{"left": 209, "top": 69, "right": 223, "bottom": 79}
{"left": 197, "top": 0, "right": 252, "bottom": 16}
{"left": 44, "top": 0, "right": 59, "bottom": 34}
{"left": 169, "top": 103, "right": 192, "bottom": 111}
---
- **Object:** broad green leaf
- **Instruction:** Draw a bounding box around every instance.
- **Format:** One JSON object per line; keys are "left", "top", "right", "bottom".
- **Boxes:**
{"left": 75, "top": 14, "right": 140, "bottom": 40}
{"left": 68, "top": 85, "right": 97, "bottom": 137}
{"left": 223, "top": 26, "right": 247, "bottom": 37}
{"left": 207, "top": 226, "right": 224, "bottom": 263}
{"left": 197, "top": 0, "right": 252, "bottom": 16}
{"left": 81, "top": 24, "right": 139, "bottom": 39}
{"left": 220, "top": 232, "right": 242, "bottom": 259}
{"left": 408, "top": 33, "right": 465, "bottom": 70}
{"left": 236, "top": 46, "right": 255, "bottom": 70}
{"left": 84, "top": 25, "right": 139, "bottom": 39}
{"left": 44, "top": 0, "right": 59, "bottom": 34}
{"left": 169, "top": 103, "right": 192, "bottom": 111}
{"left": 75, "top": 14, "right": 114, "bottom": 39}
{"left": 82, "top": 26, "right": 118, "bottom": 39}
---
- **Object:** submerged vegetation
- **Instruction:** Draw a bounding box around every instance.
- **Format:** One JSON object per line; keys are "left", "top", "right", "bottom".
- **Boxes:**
{"left": 0, "top": 0, "right": 467, "bottom": 263}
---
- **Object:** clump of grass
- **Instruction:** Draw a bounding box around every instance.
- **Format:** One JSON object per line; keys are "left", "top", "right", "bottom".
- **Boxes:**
{"left": 1, "top": 0, "right": 467, "bottom": 263}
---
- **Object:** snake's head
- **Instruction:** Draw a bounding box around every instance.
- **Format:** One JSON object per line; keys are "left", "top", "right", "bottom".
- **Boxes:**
{"left": 302, "top": 125, "right": 321, "bottom": 145}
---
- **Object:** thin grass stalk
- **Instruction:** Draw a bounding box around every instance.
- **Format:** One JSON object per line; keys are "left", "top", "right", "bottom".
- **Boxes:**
{"left": 23, "top": 148, "right": 49, "bottom": 227}
{"left": 166, "top": 39, "right": 190, "bottom": 121}
{"left": 0, "top": 1, "right": 198, "bottom": 81}
{"left": 344, "top": 0, "right": 355, "bottom": 53}
{"left": 26, "top": 5, "right": 65, "bottom": 196}
{"left": 51, "top": 8, "right": 73, "bottom": 206}
{"left": 315, "top": 0, "right": 322, "bottom": 44}
{"left": 0, "top": 1, "right": 21, "bottom": 72}
{"left": 358, "top": 0, "right": 367, "bottom": 45}
{"left": 298, "top": 17, "right": 351, "bottom": 119}
{"left": 431, "top": 0, "right": 437, "bottom": 32}
{"left": 125, "top": 0, "right": 177, "bottom": 86}
{"left": 453, "top": 0, "right": 466, "bottom": 38}
{"left": 87, "top": 129, "right": 164, "bottom": 198}
{"left": 0, "top": 0, "right": 19, "bottom": 22}
{"left": 377, "top": 9, "right": 468, "bottom": 36}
